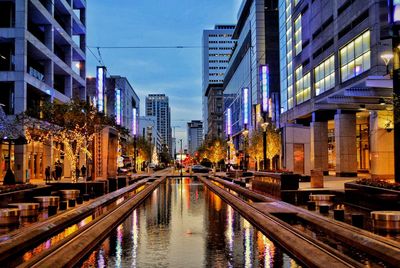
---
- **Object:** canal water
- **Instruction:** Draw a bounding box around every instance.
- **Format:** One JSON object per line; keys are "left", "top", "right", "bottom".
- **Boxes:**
{"left": 80, "top": 178, "right": 300, "bottom": 267}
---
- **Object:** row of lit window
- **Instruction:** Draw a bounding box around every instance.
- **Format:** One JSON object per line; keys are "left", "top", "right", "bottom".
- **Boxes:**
{"left": 209, "top": 66, "right": 226, "bottom": 70}
{"left": 210, "top": 73, "right": 225, "bottom": 76}
{"left": 209, "top": 60, "right": 229, "bottom": 63}
{"left": 293, "top": 30, "right": 371, "bottom": 104}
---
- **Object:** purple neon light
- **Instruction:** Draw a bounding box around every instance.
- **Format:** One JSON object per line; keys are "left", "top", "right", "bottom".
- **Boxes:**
{"left": 132, "top": 108, "right": 137, "bottom": 136}
{"left": 243, "top": 87, "right": 249, "bottom": 125}
{"left": 260, "top": 65, "right": 269, "bottom": 113}
{"left": 227, "top": 108, "right": 232, "bottom": 135}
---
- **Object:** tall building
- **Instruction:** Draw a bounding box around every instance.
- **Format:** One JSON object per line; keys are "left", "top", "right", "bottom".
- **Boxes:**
{"left": 202, "top": 25, "right": 236, "bottom": 138}
{"left": 87, "top": 72, "right": 140, "bottom": 179}
{"left": 279, "top": 0, "right": 393, "bottom": 178}
{"left": 0, "top": 0, "right": 87, "bottom": 181}
{"left": 145, "top": 94, "right": 172, "bottom": 156}
{"left": 138, "top": 115, "right": 162, "bottom": 156}
{"left": 223, "top": 0, "right": 280, "bottom": 160}
{"left": 187, "top": 120, "right": 203, "bottom": 155}
{"left": 87, "top": 74, "right": 140, "bottom": 134}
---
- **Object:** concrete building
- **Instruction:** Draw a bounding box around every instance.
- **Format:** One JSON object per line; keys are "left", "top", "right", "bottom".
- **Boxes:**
{"left": 145, "top": 94, "right": 172, "bottom": 156}
{"left": 187, "top": 120, "right": 203, "bottom": 155}
{"left": 223, "top": 0, "right": 280, "bottom": 159}
{"left": 202, "top": 25, "right": 236, "bottom": 138}
{"left": 87, "top": 72, "right": 140, "bottom": 179}
{"left": 0, "top": 0, "right": 86, "bottom": 181}
{"left": 206, "top": 84, "right": 224, "bottom": 138}
{"left": 279, "top": 0, "right": 393, "bottom": 178}
{"left": 138, "top": 115, "right": 162, "bottom": 156}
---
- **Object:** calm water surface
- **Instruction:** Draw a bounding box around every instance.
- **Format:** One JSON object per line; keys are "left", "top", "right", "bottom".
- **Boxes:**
{"left": 80, "top": 178, "right": 300, "bottom": 267}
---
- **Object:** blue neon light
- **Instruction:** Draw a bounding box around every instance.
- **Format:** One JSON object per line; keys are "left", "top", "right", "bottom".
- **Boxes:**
{"left": 243, "top": 87, "right": 249, "bottom": 125}
{"left": 97, "top": 67, "right": 105, "bottom": 112}
{"left": 260, "top": 65, "right": 269, "bottom": 113}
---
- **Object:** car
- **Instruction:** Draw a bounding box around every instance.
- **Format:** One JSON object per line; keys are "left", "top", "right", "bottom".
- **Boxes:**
{"left": 191, "top": 165, "right": 211, "bottom": 173}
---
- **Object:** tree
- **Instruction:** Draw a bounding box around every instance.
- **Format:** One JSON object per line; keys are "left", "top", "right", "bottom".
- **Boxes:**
{"left": 136, "top": 136, "right": 152, "bottom": 166}
{"left": 248, "top": 128, "right": 263, "bottom": 170}
{"left": 19, "top": 99, "right": 120, "bottom": 182}
{"left": 207, "top": 138, "right": 227, "bottom": 171}
{"left": 159, "top": 144, "right": 171, "bottom": 165}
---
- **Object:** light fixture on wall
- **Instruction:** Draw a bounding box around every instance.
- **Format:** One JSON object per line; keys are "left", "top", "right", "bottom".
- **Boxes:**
{"left": 381, "top": 52, "right": 394, "bottom": 75}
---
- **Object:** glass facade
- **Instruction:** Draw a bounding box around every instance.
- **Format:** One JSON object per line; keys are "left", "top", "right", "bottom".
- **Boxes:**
{"left": 314, "top": 55, "right": 335, "bottom": 95}
{"left": 340, "top": 30, "right": 370, "bottom": 82}
{"left": 279, "top": 0, "right": 294, "bottom": 112}
{"left": 295, "top": 66, "right": 310, "bottom": 104}
{"left": 294, "top": 14, "right": 302, "bottom": 56}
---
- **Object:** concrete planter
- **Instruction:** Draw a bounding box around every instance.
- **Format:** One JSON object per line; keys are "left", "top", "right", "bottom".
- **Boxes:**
{"left": 345, "top": 182, "right": 400, "bottom": 210}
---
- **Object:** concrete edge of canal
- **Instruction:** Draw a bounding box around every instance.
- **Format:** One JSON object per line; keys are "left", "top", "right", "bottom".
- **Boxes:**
{"left": 24, "top": 176, "right": 166, "bottom": 268}
{"left": 207, "top": 175, "right": 400, "bottom": 267}
{"left": 199, "top": 176, "right": 362, "bottom": 268}
{"left": 0, "top": 178, "right": 150, "bottom": 264}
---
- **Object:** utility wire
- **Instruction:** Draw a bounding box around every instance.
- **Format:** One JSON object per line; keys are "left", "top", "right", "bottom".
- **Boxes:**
{"left": 88, "top": 46, "right": 203, "bottom": 49}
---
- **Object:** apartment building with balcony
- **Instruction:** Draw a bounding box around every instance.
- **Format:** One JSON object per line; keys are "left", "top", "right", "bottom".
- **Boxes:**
{"left": 0, "top": 0, "right": 86, "bottom": 181}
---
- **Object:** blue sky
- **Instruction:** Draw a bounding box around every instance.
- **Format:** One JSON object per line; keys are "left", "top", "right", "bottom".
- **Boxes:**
{"left": 87, "top": 0, "right": 241, "bottom": 146}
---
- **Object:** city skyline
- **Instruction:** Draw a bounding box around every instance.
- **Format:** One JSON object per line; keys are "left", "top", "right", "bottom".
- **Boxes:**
{"left": 86, "top": 0, "right": 242, "bottom": 146}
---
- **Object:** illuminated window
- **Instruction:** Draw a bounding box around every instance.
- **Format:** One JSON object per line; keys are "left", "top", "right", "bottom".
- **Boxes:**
{"left": 340, "top": 30, "right": 370, "bottom": 82}
{"left": 294, "top": 14, "right": 302, "bottom": 55}
{"left": 295, "top": 66, "right": 311, "bottom": 104}
{"left": 314, "top": 55, "right": 335, "bottom": 95}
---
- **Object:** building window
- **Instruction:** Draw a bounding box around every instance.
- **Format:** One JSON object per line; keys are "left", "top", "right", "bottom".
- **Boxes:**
{"left": 340, "top": 30, "right": 370, "bottom": 82}
{"left": 295, "top": 66, "right": 311, "bottom": 104}
{"left": 314, "top": 55, "right": 335, "bottom": 95}
{"left": 294, "top": 14, "right": 302, "bottom": 55}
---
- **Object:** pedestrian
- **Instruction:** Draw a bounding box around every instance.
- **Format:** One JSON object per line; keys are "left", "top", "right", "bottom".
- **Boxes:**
{"left": 45, "top": 166, "right": 51, "bottom": 183}
{"left": 81, "top": 165, "right": 87, "bottom": 178}
{"left": 55, "top": 161, "right": 62, "bottom": 181}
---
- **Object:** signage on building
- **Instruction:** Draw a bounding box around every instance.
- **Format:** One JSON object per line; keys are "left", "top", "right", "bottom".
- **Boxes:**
{"left": 243, "top": 87, "right": 249, "bottom": 125}
{"left": 260, "top": 65, "right": 269, "bottom": 113}
{"left": 96, "top": 66, "right": 106, "bottom": 113}
{"left": 226, "top": 107, "right": 232, "bottom": 136}
{"left": 115, "top": 88, "right": 122, "bottom": 125}
{"left": 132, "top": 108, "right": 137, "bottom": 136}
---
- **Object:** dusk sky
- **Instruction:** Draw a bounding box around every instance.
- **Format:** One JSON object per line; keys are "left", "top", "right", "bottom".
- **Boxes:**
{"left": 86, "top": 0, "right": 242, "bottom": 147}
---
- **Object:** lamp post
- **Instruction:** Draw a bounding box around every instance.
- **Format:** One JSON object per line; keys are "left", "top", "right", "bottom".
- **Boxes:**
{"left": 132, "top": 108, "right": 137, "bottom": 173}
{"left": 381, "top": 52, "right": 394, "bottom": 75}
{"left": 261, "top": 118, "right": 269, "bottom": 171}
{"left": 242, "top": 128, "right": 249, "bottom": 171}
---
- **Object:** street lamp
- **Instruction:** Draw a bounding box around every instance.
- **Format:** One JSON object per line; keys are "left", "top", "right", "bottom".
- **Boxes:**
{"left": 226, "top": 108, "right": 232, "bottom": 168}
{"left": 132, "top": 108, "right": 137, "bottom": 173}
{"left": 242, "top": 128, "right": 249, "bottom": 171}
{"left": 381, "top": 52, "right": 394, "bottom": 75}
{"left": 261, "top": 120, "right": 269, "bottom": 171}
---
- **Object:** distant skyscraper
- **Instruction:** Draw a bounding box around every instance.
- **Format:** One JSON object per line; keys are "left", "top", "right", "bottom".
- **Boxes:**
{"left": 202, "top": 25, "right": 236, "bottom": 137}
{"left": 187, "top": 120, "right": 203, "bottom": 155}
{"left": 145, "top": 94, "right": 172, "bottom": 156}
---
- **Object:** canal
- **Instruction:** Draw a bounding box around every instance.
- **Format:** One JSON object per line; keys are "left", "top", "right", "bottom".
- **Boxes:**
{"left": 80, "top": 177, "right": 301, "bottom": 267}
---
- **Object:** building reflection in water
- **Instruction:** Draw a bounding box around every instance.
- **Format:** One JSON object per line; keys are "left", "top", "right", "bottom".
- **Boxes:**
{"left": 79, "top": 178, "right": 300, "bottom": 267}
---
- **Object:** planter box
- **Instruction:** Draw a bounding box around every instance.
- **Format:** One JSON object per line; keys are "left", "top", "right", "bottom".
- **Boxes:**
{"left": 345, "top": 182, "right": 400, "bottom": 210}
{"left": 252, "top": 172, "right": 300, "bottom": 200}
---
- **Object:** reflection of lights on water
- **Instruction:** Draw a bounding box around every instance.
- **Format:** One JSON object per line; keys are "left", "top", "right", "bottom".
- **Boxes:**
{"left": 115, "top": 224, "right": 123, "bottom": 267}
{"left": 262, "top": 233, "right": 275, "bottom": 267}
{"left": 78, "top": 215, "right": 93, "bottom": 228}
{"left": 98, "top": 248, "right": 105, "bottom": 268}
{"left": 213, "top": 193, "right": 222, "bottom": 211}
{"left": 226, "top": 205, "right": 234, "bottom": 267}
{"left": 243, "top": 219, "right": 252, "bottom": 268}
{"left": 23, "top": 223, "right": 79, "bottom": 262}
{"left": 131, "top": 210, "right": 138, "bottom": 268}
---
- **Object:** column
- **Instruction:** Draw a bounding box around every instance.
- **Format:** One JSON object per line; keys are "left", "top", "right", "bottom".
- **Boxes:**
{"left": 370, "top": 111, "right": 394, "bottom": 180}
{"left": 334, "top": 111, "right": 357, "bottom": 177}
{"left": 310, "top": 112, "right": 329, "bottom": 175}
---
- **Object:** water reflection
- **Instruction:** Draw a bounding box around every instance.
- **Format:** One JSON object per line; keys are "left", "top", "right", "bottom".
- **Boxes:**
{"left": 80, "top": 178, "right": 300, "bottom": 267}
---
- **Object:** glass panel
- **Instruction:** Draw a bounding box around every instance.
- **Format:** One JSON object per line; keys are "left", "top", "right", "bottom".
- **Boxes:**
{"left": 340, "top": 49, "right": 347, "bottom": 65}
{"left": 363, "top": 51, "right": 371, "bottom": 71}
{"left": 354, "top": 36, "right": 363, "bottom": 58}
{"left": 347, "top": 43, "right": 355, "bottom": 62}
{"left": 362, "top": 31, "right": 370, "bottom": 52}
